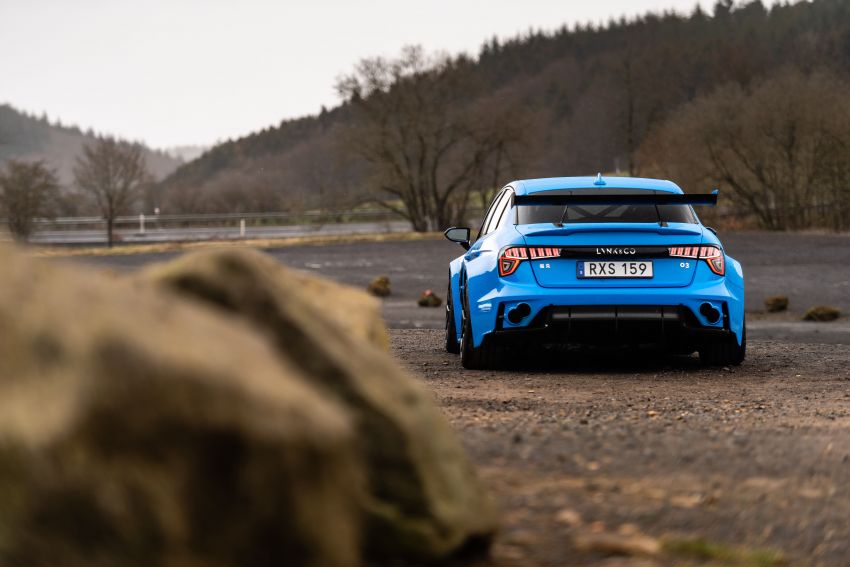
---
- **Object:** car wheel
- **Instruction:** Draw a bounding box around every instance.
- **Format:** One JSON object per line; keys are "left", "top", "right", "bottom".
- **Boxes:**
{"left": 445, "top": 281, "right": 460, "bottom": 354}
{"left": 460, "top": 292, "right": 501, "bottom": 370}
{"left": 699, "top": 322, "right": 746, "bottom": 366}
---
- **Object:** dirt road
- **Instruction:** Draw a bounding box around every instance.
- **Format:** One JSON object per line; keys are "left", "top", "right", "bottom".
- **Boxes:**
{"left": 67, "top": 231, "right": 850, "bottom": 564}
{"left": 393, "top": 330, "right": 850, "bottom": 566}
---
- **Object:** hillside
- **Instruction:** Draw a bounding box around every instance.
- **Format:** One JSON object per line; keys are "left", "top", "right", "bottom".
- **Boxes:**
{"left": 164, "top": 145, "right": 208, "bottom": 163}
{"left": 0, "top": 104, "right": 181, "bottom": 187}
{"left": 158, "top": 0, "right": 850, "bottom": 214}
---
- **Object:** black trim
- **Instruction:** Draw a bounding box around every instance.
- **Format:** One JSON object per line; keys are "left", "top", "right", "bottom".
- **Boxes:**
{"left": 488, "top": 304, "right": 732, "bottom": 349}
{"left": 558, "top": 246, "right": 671, "bottom": 258}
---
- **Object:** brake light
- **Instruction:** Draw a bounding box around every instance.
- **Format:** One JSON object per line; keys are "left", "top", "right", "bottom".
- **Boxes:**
{"left": 699, "top": 246, "right": 725, "bottom": 275}
{"left": 499, "top": 247, "right": 560, "bottom": 276}
{"left": 499, "top": 247, "right": 526, "bottom": 276}
{"left": 669, "top": 245, "right": 725, "bottom": 275}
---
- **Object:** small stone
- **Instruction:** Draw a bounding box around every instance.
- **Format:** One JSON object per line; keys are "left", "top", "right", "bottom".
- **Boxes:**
{"left": 572, "top": 530, "right": 661, "bottom": 556}
{"left": 764, "top": 295, "right": 789, "bottom": 312}
{"left": 589, "top": 521, "right": 607, "bottom": 533}
{"left": 503, "top": 529, "right": 539, "bottom": 549}
{"left": 417, "top": 289, "right": 443, "bottom": 307}
{"left": 803, "top": 305, "right": 841, "bottom": 322}
{"left": 670, "top": 494, "right": 703, "bottom": 508}
{"left": 554, "top": 508, "right": 583, "bottom": 527}
{"left": 367, "top": 275, "right": 391, "bottom": 297}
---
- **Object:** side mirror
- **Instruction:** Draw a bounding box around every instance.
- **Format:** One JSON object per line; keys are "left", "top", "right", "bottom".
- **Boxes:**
{"left": 444, "top": 227, "right": 471, "bottom": 250}
{"left": 706, "top": 226, "right": 718, "bottom": 236}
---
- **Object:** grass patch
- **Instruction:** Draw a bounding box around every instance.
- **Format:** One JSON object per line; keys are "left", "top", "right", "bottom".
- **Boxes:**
{"left": 32, "top": 231, "right": 443, "bottom": 258}
{"left": 663, "top": 538, "right": 786, "bottom": 566}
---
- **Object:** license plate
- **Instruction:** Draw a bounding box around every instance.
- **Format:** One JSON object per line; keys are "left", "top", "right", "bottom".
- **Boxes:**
{"left": 577, "top": 261, "right": 653, "bottom": 278}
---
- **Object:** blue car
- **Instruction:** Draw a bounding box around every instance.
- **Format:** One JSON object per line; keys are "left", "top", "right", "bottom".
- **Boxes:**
{"left": 443, "top": 175, "right": 745, "bottom": 369}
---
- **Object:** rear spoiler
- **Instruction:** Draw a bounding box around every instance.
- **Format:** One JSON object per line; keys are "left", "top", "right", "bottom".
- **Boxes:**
{"left": 514, "top": 190, "right": 718, "bottom": 207}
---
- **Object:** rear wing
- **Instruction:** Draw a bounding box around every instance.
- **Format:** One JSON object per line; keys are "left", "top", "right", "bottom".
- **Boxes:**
{"left": 514, "top": 190, "right": 718, "bottom": 207}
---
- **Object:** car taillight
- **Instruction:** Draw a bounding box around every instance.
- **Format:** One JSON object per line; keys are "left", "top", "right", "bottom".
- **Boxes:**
{"left": 669, "top": 245, "right": 725, "bottom": 275}
{"left": 499, "top": 247, "right": 560, "bottom": 276}
{"left": 499, "top": 246, "right": 526, "bottom": 276}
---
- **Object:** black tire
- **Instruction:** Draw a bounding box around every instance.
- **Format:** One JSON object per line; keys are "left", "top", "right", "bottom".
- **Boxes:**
{"left": 445, "top": 282, "right": 460, "bottom": 354}
{"left": 699, "top": 323, "right": 746, "bottom": 366}
{"left": 460, "top": 293, "right": 501, "bottom": 370}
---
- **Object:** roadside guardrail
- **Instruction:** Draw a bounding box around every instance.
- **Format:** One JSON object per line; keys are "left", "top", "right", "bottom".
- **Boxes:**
{"left": 11, "top": 209, "right": 484, "bottom": 245}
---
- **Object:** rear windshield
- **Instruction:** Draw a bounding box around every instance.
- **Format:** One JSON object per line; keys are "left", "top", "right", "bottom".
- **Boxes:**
{"left": 515, "top": 188, "right": 698, "bottom": 225}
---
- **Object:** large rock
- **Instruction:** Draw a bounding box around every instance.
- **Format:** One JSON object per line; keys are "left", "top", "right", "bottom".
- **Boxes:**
{"left": 140, "top": 248, "right": 497, "bottom": 561}
{"left": 0, "top": 244, "right": 362, "bottom": 567}
{"left": 285, "top": 267, "right": 389, "bottom": 350}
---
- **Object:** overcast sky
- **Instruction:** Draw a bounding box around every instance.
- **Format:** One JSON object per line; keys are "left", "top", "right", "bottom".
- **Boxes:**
{"left": 2, "top": 0, "right": 751, "bottom": 149}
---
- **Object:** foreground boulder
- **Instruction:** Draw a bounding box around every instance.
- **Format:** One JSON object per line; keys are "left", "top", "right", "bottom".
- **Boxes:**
{"left": 140, "top": 248, "right": 497, "bottom": 561}
{"left": 286, "top": 267, "right": 389, "bottom": 350}
{"left": 0, "top": 244, "right": 362, "bottom": 567}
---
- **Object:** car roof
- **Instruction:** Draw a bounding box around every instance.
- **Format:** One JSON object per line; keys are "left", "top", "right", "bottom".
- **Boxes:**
{"left": 510, "top": 176, "right": 684, "bottom": 196}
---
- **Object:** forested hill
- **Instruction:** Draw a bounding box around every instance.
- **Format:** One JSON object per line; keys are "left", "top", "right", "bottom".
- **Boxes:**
{"left": 0, "top": 104, "right": 181, "bottom": 187}
{"left": 157, "top": 0, "right": 850, "bottom": 215}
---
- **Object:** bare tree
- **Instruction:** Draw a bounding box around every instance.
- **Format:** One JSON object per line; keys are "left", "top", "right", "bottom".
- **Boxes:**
{"left": 336, "top": 46, "right": 529, "bottom": 231}
{"left": 638, "top": 69, "right": 850, "bottom": 231}
{"left": 74, "top": 138, "right": 150, "bottom": 247}
{"left": 467, "top": 92, "right": 538, "bottom": 210}
{"left": 0, "top": 159, "right": 60, "bottom": 241}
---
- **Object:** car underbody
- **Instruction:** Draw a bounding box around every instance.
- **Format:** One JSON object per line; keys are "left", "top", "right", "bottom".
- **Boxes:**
{"left": 487, "top": 303, "right": 737, "bottom": 352}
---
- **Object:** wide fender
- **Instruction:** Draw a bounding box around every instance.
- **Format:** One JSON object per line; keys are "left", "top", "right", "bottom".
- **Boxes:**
{"left": 461, "top": 227, "right": 523, "bottom": 347}
{"left": 464, "top": 251, "right": 502, "bottom": 348}
{"left": 725, "top": 255, "right": 745, "bottom": 345}
{"left": 449, "top": 256, "right": 464, "bottom": 341}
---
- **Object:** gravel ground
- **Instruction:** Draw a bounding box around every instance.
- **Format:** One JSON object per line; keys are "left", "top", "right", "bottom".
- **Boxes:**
{"left": 66, "top": 232, "right": 850, "bottom": 564}
{"left": 392, "top": 329, "right": 850, "bottom": 566}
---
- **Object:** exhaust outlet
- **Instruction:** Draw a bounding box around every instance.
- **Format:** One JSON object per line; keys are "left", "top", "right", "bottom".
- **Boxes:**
{"left": 507, "top": 303, "right": 532, "bottom": 324}
{"left": 700, "top": 302, "right": 721, "bottom": 324}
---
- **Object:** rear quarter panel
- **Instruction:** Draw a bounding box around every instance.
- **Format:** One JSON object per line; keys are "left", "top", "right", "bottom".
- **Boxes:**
{"left": 449, "top": 256, "right": 464, "bottom": 339}
{"left": 463, "top": 224, "right": 523, "bottom": 347}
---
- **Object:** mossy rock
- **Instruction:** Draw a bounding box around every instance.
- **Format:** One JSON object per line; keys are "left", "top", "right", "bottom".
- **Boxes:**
{"left": 141, "top": 249, "right": 497, "bottom": 562}
{"left": 0, "top": 244, "right": 362, "bottom": 567}
{"left": 802, "top": 305, "right": 841, "bottom": 322}
{"left": 764, "top": 295, "right": 789, "bottom": 313}
{"left": 417, "top": 289, "right": 443, "bottom": 308}
{"left": 367, "top": 275, "right": 391, "bottom": 297}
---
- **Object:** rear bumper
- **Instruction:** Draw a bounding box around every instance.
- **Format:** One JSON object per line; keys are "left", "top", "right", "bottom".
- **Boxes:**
{"left": 488, "top": 304, "right": 734, "bottom": 350}
{"left": 467, "top": 271, "right": 744, "bottom": 348}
